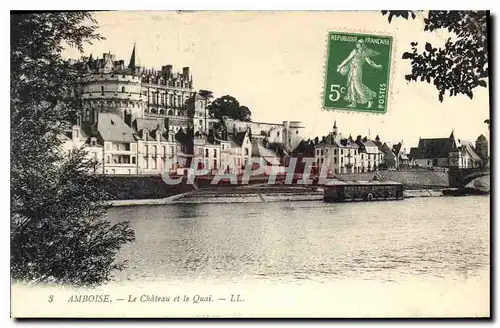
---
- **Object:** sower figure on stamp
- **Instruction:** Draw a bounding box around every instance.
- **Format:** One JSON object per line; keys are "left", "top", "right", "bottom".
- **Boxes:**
{"left": 337, "top": 39, "right": 382, "bottom": 108}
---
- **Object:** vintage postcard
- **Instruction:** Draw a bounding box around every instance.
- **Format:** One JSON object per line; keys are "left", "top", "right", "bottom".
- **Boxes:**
{"left": 10, "top": 10, "right": 490, "bottom": 318}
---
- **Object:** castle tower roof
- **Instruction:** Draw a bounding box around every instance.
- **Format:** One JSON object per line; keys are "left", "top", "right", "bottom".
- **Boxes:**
{"left": 128, "top": 43, "right": 137, "bottom": 69}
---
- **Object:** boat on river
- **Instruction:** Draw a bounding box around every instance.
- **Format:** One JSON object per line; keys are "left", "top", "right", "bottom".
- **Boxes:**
{"left": 323, "top": 180, "right": 404, "bottom": 203}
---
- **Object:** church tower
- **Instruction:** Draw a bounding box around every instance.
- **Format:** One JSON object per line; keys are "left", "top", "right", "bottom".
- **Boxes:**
{"left": 475, "top": 134, "right": 489, "bottom": 160}
{"left": 332, "top": 120, "right": 338, "bottom": 137}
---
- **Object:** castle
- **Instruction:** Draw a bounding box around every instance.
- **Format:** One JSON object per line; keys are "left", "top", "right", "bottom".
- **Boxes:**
{"left": 63, "top": 45, "right": 304, "bottom": 175}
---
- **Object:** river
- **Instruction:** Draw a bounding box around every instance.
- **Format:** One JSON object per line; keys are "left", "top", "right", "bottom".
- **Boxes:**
{"left": 108, "top": 196, "right": 490, "bottom": 285}
{"left": 12, "top": 196, "right": 490, "bottom": 318}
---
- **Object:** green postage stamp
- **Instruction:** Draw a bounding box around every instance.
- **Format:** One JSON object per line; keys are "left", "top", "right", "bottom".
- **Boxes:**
{"left": 323, "top": 32, "right": 393, "bottom": 114}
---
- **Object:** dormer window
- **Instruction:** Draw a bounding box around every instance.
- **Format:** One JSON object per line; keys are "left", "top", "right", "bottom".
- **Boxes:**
{"left": 90, "top": 137, "right": 97, "bottom": 146}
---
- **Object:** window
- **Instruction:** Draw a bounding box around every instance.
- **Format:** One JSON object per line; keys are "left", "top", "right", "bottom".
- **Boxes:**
{"left": 341, "top": 149, "right": 343, "bottom": 155}
{"left": 213, "top": 160, "right": 217, "bottom": 169}
{"left": 153, "top": 145, "right": 157, "bottom": 155}
{"left": 101, "top": 86, "right": 104, "bottom": 95}
{"left": 341, "top": 157, "right": 344, "bottom": 164}
{"left": 145, "top": 145, "right": 149, "bottom": 155}
{"left": 91, "top": 138, "right": 96, "bottom": 146}
{"left": 245, "top": 148, "right": 249, "bottom": 156}
{"left": 205, "top": 149, "right": 209, "bottom": 157}
{"left": 106, "top": 156, "right": 110, "bottom": 164}
{"left": 132, "top": 156, "right": 136, "bottom": 164}
{"left": 213, "top": 149, "right": 217, "bottom": 157}
{"left": 122, "top": 86, "right": 125, "bottom": 93}
{"left": 334, "top": 149, "right": 337, "bottom": 155}
{"left": 144, "top": 159, "right": 148, "bottom": 169}
{"left": 296, "top": 130, "right": 299, "bottom": 134}
{"left": 170, "top": 146, "right": 174, "bottom": 155}
{"left": 334, "top": 158, "right": 337, "bottom": 164}
{"left": 277, "top": 131, "right": 280, "bottom": 138}
{"left": 163, "top": 146, "right": 166, "bottom": 156}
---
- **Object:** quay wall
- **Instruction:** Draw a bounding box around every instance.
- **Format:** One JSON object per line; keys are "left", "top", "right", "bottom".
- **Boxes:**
{"left": 336, "top": 171, "right": 449, "bottom": 190}
{"left": 104, "top": 175, "right": 194, "bottom": 200}
{"left": 104, "top": 170, "right": 451, "bottom": 200}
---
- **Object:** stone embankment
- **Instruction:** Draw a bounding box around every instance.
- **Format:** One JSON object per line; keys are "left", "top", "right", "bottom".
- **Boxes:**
{"left": 336, "top": 170, "right": 449, "bottom": 190}
{"left": 106, "top": 170, "right": 488, "bottom": 206}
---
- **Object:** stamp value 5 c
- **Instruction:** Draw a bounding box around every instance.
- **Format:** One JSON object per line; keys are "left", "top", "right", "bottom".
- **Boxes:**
{"left": 323, "top": 32, "right": 393, "bottom": 113}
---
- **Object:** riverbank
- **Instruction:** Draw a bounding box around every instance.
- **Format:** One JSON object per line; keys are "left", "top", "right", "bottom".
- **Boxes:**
{"left": 108, "top": 186, "right": 469, "bottom": 207}
{"left": 105, "top": 170, "right": 489, "bottom": 206}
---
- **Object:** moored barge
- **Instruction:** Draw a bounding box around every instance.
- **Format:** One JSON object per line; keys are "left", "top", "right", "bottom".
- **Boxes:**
{"left": 324, "top": 180, "right": 404, "bottom": 202}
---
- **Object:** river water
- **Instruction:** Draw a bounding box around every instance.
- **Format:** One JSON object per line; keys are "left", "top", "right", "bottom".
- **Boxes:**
{"left": 11, "top": 196, "right": 490, "bottom": 318}
{"left": 107, "top": 196, "right": 490, "bottom": 285}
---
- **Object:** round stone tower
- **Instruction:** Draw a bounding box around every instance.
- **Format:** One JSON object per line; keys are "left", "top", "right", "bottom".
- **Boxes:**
{"left": 79, "top": 47, "right": 145, "bottom": 126}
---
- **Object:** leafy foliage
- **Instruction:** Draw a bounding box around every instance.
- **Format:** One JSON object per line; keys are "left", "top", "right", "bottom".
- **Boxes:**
{"left": 11, "top": 13, "right": 135, "bottom": 286}
{"left": 381, "top": 10, "right": 416, "bottom": 23}
{"left": 383, "top": 10, "right": 488, "bottom": 101}
{"left": 291, "top": 139, "right": 316, "bottom": 157}
{"left": 208, "top": 95, "right": 252, "bottom": 121}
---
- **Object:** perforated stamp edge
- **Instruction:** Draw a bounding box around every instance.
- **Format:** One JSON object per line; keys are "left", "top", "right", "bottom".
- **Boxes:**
{"left": 320, "top": 27, "right": 399, "bottom": 116}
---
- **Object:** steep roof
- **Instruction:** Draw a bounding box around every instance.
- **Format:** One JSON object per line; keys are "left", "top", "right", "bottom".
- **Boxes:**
{"left": 251, "top": 141, "right": 281, "bottom": 165}
{"left": 128, "top": 43, "right": 137, "bottom": 69}
{"left": 417, "top": 134, "right": 457, "bottom": 158}
{"left": 392, "top": 142, "right": 403, "bottom": 155}
{"left": 231, "top": 131, "right": 248, "bottom": 147}
{"left": 477, "top": 134, "right": 487, "bottom": 142}
{"left": 409, "top": 147, "right": 423, "bottom": 159}
{"left": 96, "top": 112, "right": 136, "bottom": 142}
{"left": 135, "top": 117, "right": 163, "bottom": 130}
{"left": 373, "top": 140, "right": 384, "bottom": 152}
{"left": 362, "top": 139, "right": 378, "bottom": 148}
{"left": 461, "top": 141, "right": 482, "bottom": 162}
{"left": 319, "top": 133, "right": 358, "bottom": 148}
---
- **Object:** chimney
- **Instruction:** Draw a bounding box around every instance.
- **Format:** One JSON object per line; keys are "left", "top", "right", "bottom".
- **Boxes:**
{"left": 165, "top": 65, "right": 172, "bottom": 78}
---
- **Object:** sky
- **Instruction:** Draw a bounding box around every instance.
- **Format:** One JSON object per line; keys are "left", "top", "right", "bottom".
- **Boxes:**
{"left": 63, "top": 11, "right": 491, "bottom": 148}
